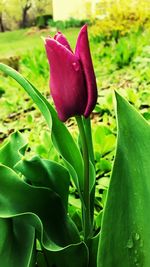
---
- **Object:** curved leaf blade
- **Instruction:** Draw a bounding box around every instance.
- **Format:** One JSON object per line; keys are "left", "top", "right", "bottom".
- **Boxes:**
{"left": 0, "top": 217, "right": 35, "bottom": 267}
{"left": 15, "top": 155, "right": 70, "bottom": 210}
{"left": 40, "top": 242, "right": 88, "bottom": 267}
{"left": 0, "top": 63, "right": 84, "bottom": 194}
{"left": 97, "top": 92, "right": 150, "bottom": 267}
{"left": 0, "top": 164, "right": 80, "bottom": 251}
{"left": 0, "top": 131, "right": 27, "bottom": 169}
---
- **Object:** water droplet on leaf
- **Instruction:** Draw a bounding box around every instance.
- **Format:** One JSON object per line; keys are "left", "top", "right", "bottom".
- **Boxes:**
{"left": 135, "top": 233, "right": 140, "bottom": 241}
{"left": 127, "top": 237, "right": 134, "bottom": 248}
{"left": 140, "top": 240, "right": 144, "bottom": 248}
{"left": 134, "top": 257, "right": 138, "bottom": 263}
{"left": 134, "top": 249, "right": 138, "bottom": 254}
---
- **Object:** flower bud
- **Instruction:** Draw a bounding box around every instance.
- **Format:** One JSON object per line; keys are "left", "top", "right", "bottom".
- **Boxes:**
{"left": 45, "top": 25, "right": 97, "bottom": 122}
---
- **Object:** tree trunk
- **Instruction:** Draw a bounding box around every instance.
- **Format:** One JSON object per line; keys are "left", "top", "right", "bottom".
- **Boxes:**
{"left": 0, "top": 14, "right": 5, "bottom": 32}
{"left": 20, "top": 1, "right": 32, "bottom": 28}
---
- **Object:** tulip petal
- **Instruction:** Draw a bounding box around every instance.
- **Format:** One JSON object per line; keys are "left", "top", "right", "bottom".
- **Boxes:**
{"left": 75, "top": 25, "right": 97, "bottom": 117}
{"left": 45, "top": 38, "right": 87, "bottom": 121}
{"left": 54, "top": 32, "right": 73, "bottom": 52}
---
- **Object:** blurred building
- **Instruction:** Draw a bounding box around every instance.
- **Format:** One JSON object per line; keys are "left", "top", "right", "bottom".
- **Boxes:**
{"left": 52, "top": 0, "right": 100, "bottom": 21}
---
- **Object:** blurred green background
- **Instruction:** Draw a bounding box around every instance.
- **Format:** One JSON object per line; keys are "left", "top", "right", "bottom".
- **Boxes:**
{"left": 0, "top": 0, "right": 150, "bottom": 222}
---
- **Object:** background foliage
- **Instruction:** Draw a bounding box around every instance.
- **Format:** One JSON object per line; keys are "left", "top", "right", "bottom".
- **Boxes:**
{"left": 0, "top": 0, "right": 150, "bottom": 241}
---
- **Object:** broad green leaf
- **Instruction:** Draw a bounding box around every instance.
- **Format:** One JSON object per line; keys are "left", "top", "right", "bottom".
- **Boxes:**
{"left": 0, "top": 63, "right": 84, "bottom": 194}
{"left": 0, "top": 131, "right": 27, "bottom": 168}
{"left": 88, "top": 233, "right": 100, "bottom": 267}
{"left": 40, "top": 242, "right": 88, "bottom": 267}
{"left": 97, "top": 92, "right": 150, "bottom": 267}
{"left": 0, "top": 217, "right": 35, "bottom": 267}
{"left": 70, "top": 209, "right": 82, "bottom": 233}
{"left": 0, "top": 164, "right": 80, "bottom": 251}
{"left": 15, "top": 155, "right": 70, "bottom": 210}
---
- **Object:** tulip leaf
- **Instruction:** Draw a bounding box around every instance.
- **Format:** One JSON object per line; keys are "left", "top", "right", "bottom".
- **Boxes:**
{"left": 97, "top": 92, "right": 150, "bottom": 267}
{"left": 0, "top": 164, "right": 80, "bottom": 252}
{"left": 15, "top": 155, "right": 70, "bottom": 210}
{"left": 0, "top": 217, "right": 35, "bottom": 267}
{"left": 0, "top": 63, "right": 84, "bottom": 195}
{"left": 0, "top": 131, "right": 27, "bottom": 169}
{"left": 38, "top": 242, "right": 88, "bottom": 267}
{"left": 88, "top": 233, "right": 100, "bottom": 267}
{"left": 48, "top": 105, "right": 84, "bottom": 194}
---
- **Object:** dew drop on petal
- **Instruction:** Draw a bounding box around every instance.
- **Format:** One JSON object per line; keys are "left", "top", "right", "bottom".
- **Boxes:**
{"left": 72, "top": 62, "right": 80, "bottom": 71}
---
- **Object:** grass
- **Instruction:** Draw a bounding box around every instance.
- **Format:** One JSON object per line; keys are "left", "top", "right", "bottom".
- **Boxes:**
{"left": 0, "top": 27, "right": 79, "bottom": 58}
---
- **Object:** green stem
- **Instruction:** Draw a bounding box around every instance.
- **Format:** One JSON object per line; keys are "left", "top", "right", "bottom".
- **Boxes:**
{"left": 76, "top": 116, "right": 91, "bottom": 242}
{"left": 83, "top": 117, "right": 95, "bottom": 166}
{"left": 83, "top": 117, "right": 95, "bottom": 228}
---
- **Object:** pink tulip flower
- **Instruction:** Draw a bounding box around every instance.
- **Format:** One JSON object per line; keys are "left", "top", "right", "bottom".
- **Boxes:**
{"left": 45, "top": 25, "right": 97, "bottom": 122}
